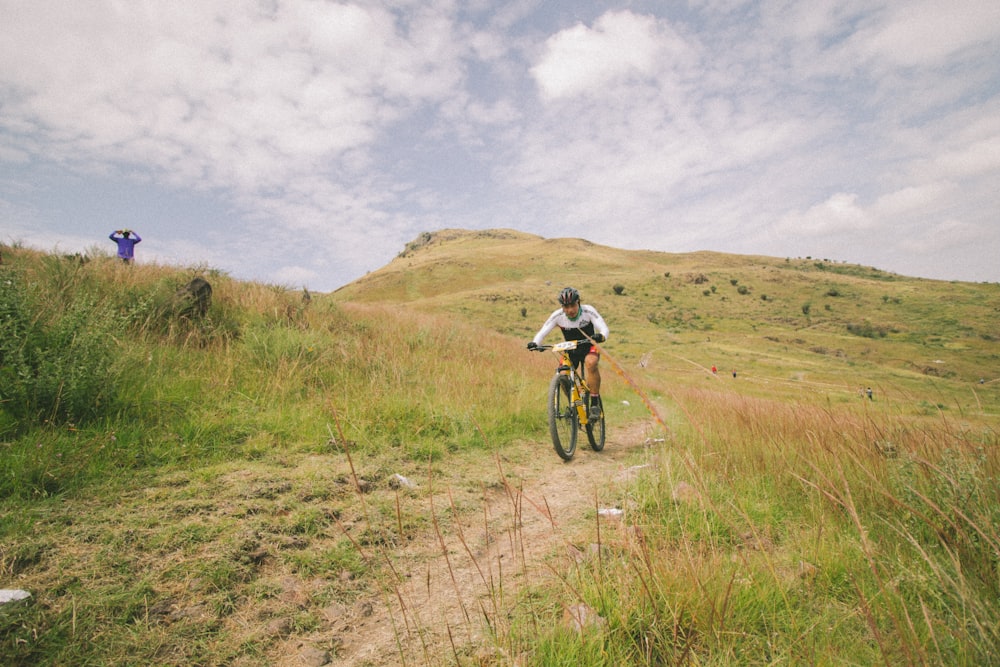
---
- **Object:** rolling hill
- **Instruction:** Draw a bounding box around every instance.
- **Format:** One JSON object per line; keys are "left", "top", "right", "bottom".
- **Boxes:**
{"left": 2, "top": 233, "right": 998, "bottom": 666}
{"left": 334, "top": 228, "right": 1000, "bottom": 413}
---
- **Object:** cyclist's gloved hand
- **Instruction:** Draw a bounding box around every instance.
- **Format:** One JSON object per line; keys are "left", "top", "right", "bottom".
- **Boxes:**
{"left": 592, "top": 333, "right": 605, "bottom": 343}
{"left": 527, "top": 341, "right": 538, "bottom": 350}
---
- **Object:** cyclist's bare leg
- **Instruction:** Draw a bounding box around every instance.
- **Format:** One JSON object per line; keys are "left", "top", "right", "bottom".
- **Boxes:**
{"left": 584, "top": 352, "right": 601, "bottom": 396}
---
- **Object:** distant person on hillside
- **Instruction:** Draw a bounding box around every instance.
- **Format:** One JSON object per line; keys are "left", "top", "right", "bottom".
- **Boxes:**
{"left": 109, "top": 229, "right": 141, "bottom": 263}
{"left": 527, "top": 286, "right": 610, "bottom": 420}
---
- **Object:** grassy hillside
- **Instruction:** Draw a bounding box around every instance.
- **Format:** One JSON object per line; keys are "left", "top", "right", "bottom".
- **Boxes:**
{"left": 335, "top": 229, "right": 1000, "bottom": 413}
{"left": 1, "top": 235, "right": 998, "bottom": 666}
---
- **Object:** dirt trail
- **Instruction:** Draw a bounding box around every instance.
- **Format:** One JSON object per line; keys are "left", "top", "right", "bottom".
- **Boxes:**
{"left": 276, "top": 421, "right": 658, "bottom": 666}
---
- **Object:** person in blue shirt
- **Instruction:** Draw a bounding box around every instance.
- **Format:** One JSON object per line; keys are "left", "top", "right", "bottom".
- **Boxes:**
{"left": 109, "top": 229, "right": 141, "bottom": 263}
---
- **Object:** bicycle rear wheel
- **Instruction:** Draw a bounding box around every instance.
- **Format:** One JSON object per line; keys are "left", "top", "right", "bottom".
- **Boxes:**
{"left": 548, "top": 374, "right": 577, "bottom": 460}
{"left": 585, "top": 395, "right": 605, "bottom": 451}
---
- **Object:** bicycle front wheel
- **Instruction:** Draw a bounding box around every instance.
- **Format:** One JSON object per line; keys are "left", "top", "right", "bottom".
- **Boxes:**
{"left": 548, "top": 374, "right": 577, "bottom": 461}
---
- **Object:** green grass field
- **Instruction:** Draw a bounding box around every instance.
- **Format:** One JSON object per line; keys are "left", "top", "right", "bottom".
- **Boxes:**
{"left": 1, "top": 232, "right": 998, "bottom": 665}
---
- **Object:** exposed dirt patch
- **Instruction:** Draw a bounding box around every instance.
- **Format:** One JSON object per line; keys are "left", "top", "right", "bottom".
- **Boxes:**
{"left": 271, "top": 420, "right": 660, "bottom": 666}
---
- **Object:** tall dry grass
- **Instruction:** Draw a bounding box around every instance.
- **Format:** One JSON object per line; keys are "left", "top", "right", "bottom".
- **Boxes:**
{"left": 497, "top": 379, "right": 999, "bottom": 665}
{"left": 3, "top": 243, "right": 996, "bottom": 665}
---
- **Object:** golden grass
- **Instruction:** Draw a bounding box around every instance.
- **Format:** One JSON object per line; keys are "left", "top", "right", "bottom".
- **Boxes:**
{"left": 2, "top": 236, "right": 997, "bottom": 666}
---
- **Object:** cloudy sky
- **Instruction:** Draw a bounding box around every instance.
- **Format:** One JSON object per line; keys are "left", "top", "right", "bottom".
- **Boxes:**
{"left": 1, "top": 1, "right": 998, "bottom": 291}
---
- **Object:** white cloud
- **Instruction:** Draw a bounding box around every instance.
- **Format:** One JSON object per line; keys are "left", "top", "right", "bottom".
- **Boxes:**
{"left": 0, "top": 1, "right": 477, "bottom": 285}
{"left": 899, "top": 218, "right": 981, "bottom": 254}
{"left": 932, "top": 134, "right": 1000, "bottom": 180}
{"left": 872, "top": 183, "right": 956, "bottom": 217}
{"left": 1, "top": 2, "right": 998, "bottom": 289}
{"left": 0, "top": 145, "right": 30, "bottom": 163}
{"left": 773, "top": 176, "right": 967, "bottom": 246}
{"left": 776, "top": 193, "right": 873, "bottom": 236}
{"left": 0, "top": 1, "right": 462, "bottom": 190}
{"left": 531, "top": 11, "right": 666, "bottom": 100}
{"left": 515, "top": 9, "right": 821, "bottom": 236}
{"left": 853, "top": 0, "right": 1000, "bottom": 68}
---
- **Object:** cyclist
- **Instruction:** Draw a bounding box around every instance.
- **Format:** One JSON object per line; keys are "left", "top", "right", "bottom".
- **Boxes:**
{"left": 527, "top": 287, "right": 609, "bottom": 419}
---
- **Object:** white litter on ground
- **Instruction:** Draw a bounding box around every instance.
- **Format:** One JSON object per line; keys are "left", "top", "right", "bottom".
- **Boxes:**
{"left": 0, "top": 589, "right": 31, "bottom": 604}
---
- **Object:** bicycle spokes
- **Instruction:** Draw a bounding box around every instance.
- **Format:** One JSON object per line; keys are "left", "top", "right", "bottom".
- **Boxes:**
{"left": 548, "top": 373, "right": 577, "bottom": 460}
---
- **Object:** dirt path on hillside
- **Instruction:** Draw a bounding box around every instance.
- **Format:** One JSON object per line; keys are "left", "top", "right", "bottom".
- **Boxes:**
{"left": 274, "top": 420, "right": 660, "bottom": 666}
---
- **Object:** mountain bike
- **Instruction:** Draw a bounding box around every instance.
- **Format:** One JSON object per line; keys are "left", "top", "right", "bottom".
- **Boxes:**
{"left": 530, "top": 340, "right": 606, "bottom": 461}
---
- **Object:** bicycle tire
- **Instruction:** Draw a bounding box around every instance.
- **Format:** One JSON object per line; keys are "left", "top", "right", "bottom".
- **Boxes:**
{"left": 585, "top": 395, "right": 606, "bottom": 451}
{"left": 548, "top": 374, "right": 577, "bottom": 460}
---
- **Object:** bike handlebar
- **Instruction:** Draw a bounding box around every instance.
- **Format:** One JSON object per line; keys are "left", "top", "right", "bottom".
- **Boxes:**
{"left": 529, "top": 339, "right": 593, "bottom": 352}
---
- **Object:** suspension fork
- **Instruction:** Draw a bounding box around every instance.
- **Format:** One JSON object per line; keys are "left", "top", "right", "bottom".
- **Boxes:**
{"left": 564, "top": 355, "right": 589, "bottom": 424}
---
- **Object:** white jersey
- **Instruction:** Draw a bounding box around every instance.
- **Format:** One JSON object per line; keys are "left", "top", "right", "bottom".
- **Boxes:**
{"left": 531, "top": 304, "right": 609, "bottom": 346}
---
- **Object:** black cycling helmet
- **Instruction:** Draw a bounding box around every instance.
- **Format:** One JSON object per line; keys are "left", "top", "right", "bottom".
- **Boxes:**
{"left": 558, "top": 286, "right": 580, "bottom": 306}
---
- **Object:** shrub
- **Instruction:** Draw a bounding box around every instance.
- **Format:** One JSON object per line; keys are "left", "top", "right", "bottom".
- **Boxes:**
{"left": 0, "top": 270, "right": 34, "bottom": 418}
{"left": 737, "top": 285, "right": 750, "bottom": 295}
{"left": 612, "top": 284, "right": 625, "bottom": 295}
{"left": 0, "top": 268, "right": 125, "bottom": 431}
{"left": 846, "top": 321, "right": 888, "bottom": 338}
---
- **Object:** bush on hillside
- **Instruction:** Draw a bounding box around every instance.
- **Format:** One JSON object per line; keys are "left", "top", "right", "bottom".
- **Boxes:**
{"left": 846, "top": 321, "right": 888, "bottom": 339}
{"left": 0, "top": 268, "right": 125, "bottom": 432}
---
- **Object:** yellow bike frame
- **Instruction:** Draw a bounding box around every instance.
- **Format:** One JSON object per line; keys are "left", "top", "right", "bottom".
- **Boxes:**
{"left": 550, "top": 340, "right": 592, "bottom": 425}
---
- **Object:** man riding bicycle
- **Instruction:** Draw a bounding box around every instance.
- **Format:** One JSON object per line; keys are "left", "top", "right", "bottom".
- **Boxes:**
{"left": 527, "top": 287, "right": 609, "bottom": 419}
